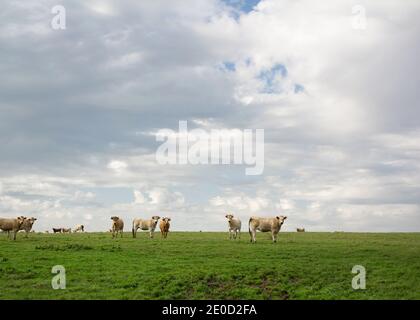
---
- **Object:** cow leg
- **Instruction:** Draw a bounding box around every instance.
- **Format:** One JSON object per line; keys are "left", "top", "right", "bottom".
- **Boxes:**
{"left": 249, "top": 228, "right": 256, "bottom": 243}
{"left": 132, "top": 227, "right": 137, "bottom": 238}
{"left": 149, "top": 230, "right": 153, "bottom": 239}
{"left": 13, "top": 231, "right": 17, "bottom": 240}
{"left": 272, "top": 231, "right": 277, "bottom": 243}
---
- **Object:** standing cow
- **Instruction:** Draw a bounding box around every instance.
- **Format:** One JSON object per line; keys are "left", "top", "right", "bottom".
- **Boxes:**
{"left": 0, "top": 216, "right": 26, "bottom": 240}
{"left": 132, "top": 216, "right": 160, "bottom": 238}
{"left": 249, "top": 216, "right": 287, "bottom": 243}
{"left": 225, "top": 214, "right": 241, "bottom": 240}
{"left": 111, "top": 216, "right": 124, "bottom": 238}
{"left": 19, "top": 217, "right": 37, "bottom": 237}
{"left": 159, "top": 217, "right": 171, "bottom": 239}
{"left": 73, "top": 224, "right": 85, "bottom": 233}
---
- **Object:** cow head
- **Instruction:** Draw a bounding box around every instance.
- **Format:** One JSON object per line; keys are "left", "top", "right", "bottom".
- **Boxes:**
{"left": 27, "top": 217, "right": 37, "bottom": 226}
{"left": 225, "top": 214, "right": 234, "bottom": 221}
{"left": 152, "top": 216, "right": 160, "bottom": 224}
{"left": 111, "top": 216, "right": 119, "bottom": 221}
{"left": 162, "top": 217, "right": 171, "bottom": 223}
{"left": 16, "top": 216, "right": 26, "bottom": 227}
{"left": 276, "top": 216, "right": 287, "bottom": 225}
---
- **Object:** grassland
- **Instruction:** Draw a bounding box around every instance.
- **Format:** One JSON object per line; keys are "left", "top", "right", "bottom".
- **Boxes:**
{"left": 0, "top": 231, "right": 419, "bottom": 299}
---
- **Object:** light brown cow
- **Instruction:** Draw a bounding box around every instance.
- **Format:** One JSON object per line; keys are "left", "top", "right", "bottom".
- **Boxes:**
{"left": 0, "top": 216, "right": 26, "bottom": 240}
{"left": 111, "top": 216, "right": 124, "bottom": 238}
{"left": 62, "top": 228, "right": 72, "bottom": 233}
{"left": 19, "top": 217, "right": 37, "bottom": 237}
{"left": 225, "top": 214, "right": 241, "bottom": 240}
{"left": 132, "top": 216, "right": 160, "bottom": 238}
{"left": 296, "top": 228, "right": 305, "bottom": 232}
{"left": 249, "top": 216, "right": 287, "bottom": 243}
{"left": 159, "top": 217, "right": 171, "bottom": 239}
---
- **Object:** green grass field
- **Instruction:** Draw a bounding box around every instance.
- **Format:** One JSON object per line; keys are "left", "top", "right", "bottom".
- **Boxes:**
{"left": 0, "top": 231, "right": 419, "bottom": 300}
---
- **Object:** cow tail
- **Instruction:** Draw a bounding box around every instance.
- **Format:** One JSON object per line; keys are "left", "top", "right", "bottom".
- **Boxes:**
{"left": 248, "top": 217, "right": 253, "bottom": 237}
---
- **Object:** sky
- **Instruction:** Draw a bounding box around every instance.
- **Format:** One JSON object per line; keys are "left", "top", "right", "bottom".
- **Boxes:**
{"left": 0, "top": 0, "right": 420, "bottom": 232}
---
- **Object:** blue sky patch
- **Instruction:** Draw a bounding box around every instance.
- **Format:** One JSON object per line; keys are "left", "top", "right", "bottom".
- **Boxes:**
{"left": 223, "top": 61, "right": 236, "bottom": 71}
{"left": 222, "top": 0, "right": 261, "bottom": 13}
{"left": 259, "top": 64, "right": 288, "bottom": 93}
{"left": 294, "top": 84, "right": 305, "bottom": 93}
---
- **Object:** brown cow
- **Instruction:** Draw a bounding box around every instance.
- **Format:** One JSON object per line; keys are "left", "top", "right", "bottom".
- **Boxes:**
{"left": 296, "top": 228, "right": 305, "bottom": 232}
{"left": 159, "top": 217, "right": 171, "bottom": 239}
{"left": 249, "top": 216, "right": 287, "bottom": 243}
{"left": 19, "top": 217, "right": 37, "bottom": 237}
{"left": 0, "top": 216, "right": 26, "bottom": 240}
{"left": 111, "top": 216, "right": 124, "bottom": 238}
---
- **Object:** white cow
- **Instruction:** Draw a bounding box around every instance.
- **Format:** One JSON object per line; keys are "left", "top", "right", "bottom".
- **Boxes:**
{"left": 225, "top": 214, "right": 241, "bottom": 240}
{"left": 249, "top": 216, "right": 287, "bottom": 243}
{"left": 132, "top": 216, "right": 160, "bottom": 238}
{"left": 73, "top": 224, "right": 85, "bottom": 233}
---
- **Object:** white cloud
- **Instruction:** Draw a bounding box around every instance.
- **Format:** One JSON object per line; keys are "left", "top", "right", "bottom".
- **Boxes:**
{"left": 0, "top": 0, "right": 419, "bottom": 231}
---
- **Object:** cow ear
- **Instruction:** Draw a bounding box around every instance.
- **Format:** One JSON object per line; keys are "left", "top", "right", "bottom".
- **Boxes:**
{"left": 276, "top": 216, "right": 280, "bottom": 220}
{"left": 283, "top": 216, "right": 287, "bottom": 220}
{"left": 168, "top": 218, "right": 171, "bottom": 221}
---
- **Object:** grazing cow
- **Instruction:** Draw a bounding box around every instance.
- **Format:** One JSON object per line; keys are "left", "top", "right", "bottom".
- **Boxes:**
{"left": 296, "top": 228, "right": 305, "bottom": 232}
{"left": 132, "top": 216, "right": 160, "bottom": 238}
{"left": 225, "top": 214, "right": 241, "bottom": 240}
{"left": 62, "top": 228, "right": 72, "bottom": 233}
{"left": 73, "top": 224, "right": 84, "bottom": 233}
{"left": 249, "top": 216, "right": 287, "bottom": 243}
{"left": 52, "top": 228, "right": 62, "bottom": 233}
{"left": 0, "top": 216, "right": 26, "bottom": 240}
{"left": 159, "top": 217, "right": 171, "bottom": 239}
{"left": 19, "top": 217, "right": 37, "bottom": 237}
{"left": 111, "top": 216, "right": 124, "bottom": 238}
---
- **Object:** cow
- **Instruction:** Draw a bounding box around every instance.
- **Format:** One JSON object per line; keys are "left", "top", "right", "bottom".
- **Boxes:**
{"left": 132, "top": 216, "right": 160, "bottom": 238}
{"left": 19, "top": 217, "right": 37, "bottom": 237}
{"left": 0, "top": 216, "right": 26, "bottom": 240}
{"left": 159, "top": 217, "right": 171, "bottom": 239}
{"left": 73, "top": 224, "right": 84, "bottom": 233}
{"left": 62, "top": 228, "right": 72, "bottom": 233}
{"left": 111, "top": 216, "right": 124, "bottom": 238}
{"left": 52, "top": 228, "right": 62, "bottom": 233}
{"left": 296, "top": 228, "right": 305, "bottom": 232}
{"left": 249, "top": 216, "right": 287, "bottom": 243}
{"left": 225, "top": 214, "right": 241, "bottom": 240}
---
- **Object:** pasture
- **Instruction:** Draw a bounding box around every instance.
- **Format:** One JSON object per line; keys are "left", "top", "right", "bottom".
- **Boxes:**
{"left": 0, "top": 231, "right": 419, "bottom": 299}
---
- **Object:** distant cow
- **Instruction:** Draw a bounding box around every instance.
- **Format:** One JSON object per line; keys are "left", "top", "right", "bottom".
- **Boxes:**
{"left": 0, "top": 216, "right": 26, "bottom": 240}
{"left": 159, "top": 217, "right": 171, "bottom": 239}
{"left": 73, "top": 224, "right": 84, "bottom": 233}
{"left": 62, "top": 228, "right": 72, "bottom": 233}
{"left": 52, "top": 228, "right": 62, "bottom": 233}
{"left": 225, "top": 214, "right": 241, "bottom": 240}
{"left": 296, "top": 228, "right": 305, "bottom": 232}
{"left": 249, "top": 216, "right": 287, "bottom": 243}
{"left": 19, "top": 217, "right": 37, "bottom": 237}
{"left": 132, "top": 216, "right": 160, "bottom": 238}
{"left": 111, "top": 216, "right": 124, "bottom": 238}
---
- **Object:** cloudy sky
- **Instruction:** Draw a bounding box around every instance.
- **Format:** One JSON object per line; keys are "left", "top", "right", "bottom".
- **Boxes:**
{"left": 1, "top": 0, "right": 419, "bottom": 232}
